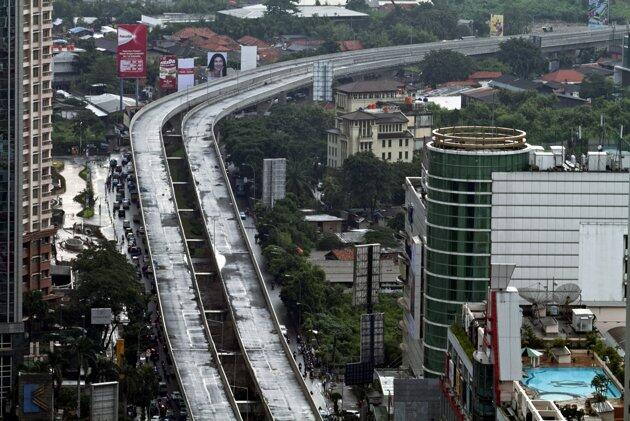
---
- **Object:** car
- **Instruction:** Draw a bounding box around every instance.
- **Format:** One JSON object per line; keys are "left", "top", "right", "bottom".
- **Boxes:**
{"left": 126, "top": 232, "right": 135, "bottom": 242}
{"left": 122, "top": 199, "right": 131, "bottom": 209}
{"left": 115, "top": 165, "right": 123, "bottom": 173}
{"left": 239, "top": 211, "right": 246, "bottom": 220}
{"left": 279, "top": 324, "right": 287, "bottom": 337}
{"left": 137, "top": 226, "right": 146, "bottom": 236}
{"left": 133, "top": 214, "right": 141, "bottom": 224}
{"left": 158, "top": 381, "right": 168, "bottom": 397}
{"left": 129, "top": 246, "right": 142, "bottom": 256}
{"left": 170, "top": 391, "right": 182, "bottom": 401}
{"left": 123, "top": 219, "right": 131, "bottom": 229}
{"left": 118, "top": 208, "right": 125, "bottom": 218}
{"left": 111, "top": 179, "right": 119, "bottom": 187}
{"left": 110, "top": 159, "right": 118, "bottom": 168}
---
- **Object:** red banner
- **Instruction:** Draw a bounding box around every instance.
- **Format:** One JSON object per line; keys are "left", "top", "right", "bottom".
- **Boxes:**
{"left": 158, "top": 55, "right": 177, "bottom": 90}
{"left": 117, "top": 24, "right": 147, "bottom": 78}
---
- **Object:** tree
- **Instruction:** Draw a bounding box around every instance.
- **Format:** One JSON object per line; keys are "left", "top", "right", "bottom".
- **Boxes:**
{"left": 73, "top": 243, "right": 145, "bottom": 350}
{"left": 590, "top": 373, "right": 610, "bottom": 402}
{"left": 580, "top": 74, "right": 614, "bottom": 100}
{"left": 342, "top": 152, "right": 390, "bottom": 215}
{"left": 419, "top": 49, "right": 474, "bottom": 86}
{"left": 498, "top": 38, "right": 545, "bottom": 79}
{"left": 264, "top": 0, "right": 299, "bottom": 17}
{"left": 124, "top": 365, "right": 160, "bottom": 418}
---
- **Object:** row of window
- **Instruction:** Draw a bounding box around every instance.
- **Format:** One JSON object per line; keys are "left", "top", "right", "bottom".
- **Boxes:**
{"left": 350, "top": 92, "right": 397, "bottom": 100}
{"left": 378, "top": 123, "right": 404, "bottom": 133}
{"left": 428, "top": 176, "right": 492, "bottom": 193}
{"left": 428, "top": 150, "right": 530, "bottom": 179}
{"left": 381, "top": 151, "right": 409, "bottom": 161}
{"left": 427, "top": 188, "right": 491, "bottom": 206}
{"left": 425, "top": 274, "right": 489, "bottom": 302}
{"left": 426, "top": 250, "right": 490, "bottom": 278}
{"left": 381, "top": 138, "right": 409, "bottom": 148}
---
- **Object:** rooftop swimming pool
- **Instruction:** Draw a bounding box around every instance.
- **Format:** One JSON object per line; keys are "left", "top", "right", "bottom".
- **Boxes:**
{"left": 523, "top": 367, "right": 621, "bottom": 401}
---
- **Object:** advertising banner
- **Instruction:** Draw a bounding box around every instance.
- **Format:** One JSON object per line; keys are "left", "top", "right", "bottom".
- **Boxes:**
{"left": 159, "top": 55, "right": 177, "bottom": 90}
{"left": 240, "top": 45, "right": 258, "bottom": 71}
{"left": 489, "top": 14, "right": 504, "bottom": 37}
{"left": 116, "top": 24, "right": 147, "bottom": 78}
{"left": 177, "top": 58, "right": 195, "bottom": 92}
{"left": 207, "top": 52, "right": 228, "bottom": 79}
{"left": 588, "top": 0, "right": 609, "bottom": 27}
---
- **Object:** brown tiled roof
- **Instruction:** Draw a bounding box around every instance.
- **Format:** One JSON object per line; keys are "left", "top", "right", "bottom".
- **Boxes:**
{"left": 238, "top": 35, "right": 271, "bottom": 48}
{"left": 338, "top": 40, "right": 364, "bottom": 52}
{"left": 540, "top": 69, "right": 585, "bottom": 84}
{"left": 326, "top": 248, "right": 355, "bottom": 261}
{"left": 173, "top": 27, "right": 217, "bottom": 41}
{"left": 469, "top": 71, "right": 502, "bottom": 80}
{"left": 336, "top": 79, "right": 402, "bottom": 93}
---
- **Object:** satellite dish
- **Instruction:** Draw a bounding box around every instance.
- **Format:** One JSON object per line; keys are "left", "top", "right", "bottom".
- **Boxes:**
{"left": 553, "top": 283, "right": 581, "bottom": 305}
{"left": 518, "top": 286, "right": 554, "bottom": 305}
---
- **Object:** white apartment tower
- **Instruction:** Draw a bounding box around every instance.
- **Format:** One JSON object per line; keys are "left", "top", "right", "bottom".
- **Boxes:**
{"left": 22, "top": 0, "right": 55, "bottom": 294}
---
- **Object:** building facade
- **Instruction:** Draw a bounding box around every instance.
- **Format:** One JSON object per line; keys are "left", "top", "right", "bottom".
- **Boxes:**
{"left": 334, "top": 80, "right": 403, "bottom": 114}
{"left": 421, "top": 127, "right": 530, "bottom": 376}
{"left": 23, "top": 0, "right": 55, "bottom": 294}
{"left": 327, "top": 110, "right": 415, "bottom": 168}
{"left": 0, "top": 0, "right": 25, "bottom": 414}
{"left": 491, "top": 171, "right": 629, "bottom": 304}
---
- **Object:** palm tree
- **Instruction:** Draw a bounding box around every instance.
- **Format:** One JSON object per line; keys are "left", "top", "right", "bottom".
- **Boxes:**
{"left": 286, "top": 159, "right": 315, "bottom": 202}
{"left": 591, "top": 373, "right": 610, "bottom": 402}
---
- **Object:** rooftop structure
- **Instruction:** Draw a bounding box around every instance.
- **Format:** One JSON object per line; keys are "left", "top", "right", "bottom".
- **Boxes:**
{"left": 140, "top": 13, "right": 216, "bottom": 28}
{"left": 217, "top": 4, "right": 369, "bottom": 20}
{"left": 432, "top": 126, "right": 528, "bottom": 150}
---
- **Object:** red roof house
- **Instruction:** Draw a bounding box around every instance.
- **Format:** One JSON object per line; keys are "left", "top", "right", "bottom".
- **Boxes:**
{"left": 540, "top": 69, "right": 585, "bottom": 84}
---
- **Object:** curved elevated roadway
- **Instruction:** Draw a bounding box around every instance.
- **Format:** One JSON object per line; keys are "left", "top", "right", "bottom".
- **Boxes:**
{"left": 130, "top": 27, "right": 621, "bottom": 420}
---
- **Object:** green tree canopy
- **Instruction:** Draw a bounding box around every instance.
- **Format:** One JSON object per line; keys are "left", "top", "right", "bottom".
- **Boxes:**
{"left": 419, "top": 49, "right": 474, "bottom": 86}
{"left": 498, "top": 37, "right": 545, "bottom": 78}
{"left": 580, "top": 74, "right": 614, "bottom": 100}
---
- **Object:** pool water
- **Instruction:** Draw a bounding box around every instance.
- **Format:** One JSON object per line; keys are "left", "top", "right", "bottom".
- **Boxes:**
{"left": 523, "top": 367, "right": 621, "bottom": 401}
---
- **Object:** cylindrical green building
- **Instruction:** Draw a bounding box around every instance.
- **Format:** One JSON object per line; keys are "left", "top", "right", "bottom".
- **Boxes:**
{"left": 423, "top": 126, "right": 531, "bottom": 376}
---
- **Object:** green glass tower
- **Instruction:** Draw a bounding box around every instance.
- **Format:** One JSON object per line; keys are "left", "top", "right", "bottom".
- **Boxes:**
{"left": 422, "top": 127, "right": 530, "bottom": 376}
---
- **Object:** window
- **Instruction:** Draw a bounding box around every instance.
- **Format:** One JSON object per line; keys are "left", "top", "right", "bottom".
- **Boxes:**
{"left": 405, "top": 151, "right": 409, "bottom": 159}
{"left": 382, "top": 153, "right": 386, "bottom": 159}
{"left": 405, "top": 139, "right": 409, "bottom": 147}
{"left": 399, "top": 151, "right": 402, "bottom": 160}
{"left": 399, "top": 139, "right": 402, "bottom": 147}
{"left": 388, "top": 139, "right": 391, "bottom": 148}
{"left": 32, "top": 205, "right": 39, "bottom": 215}
{"left": 381, "top": 140, "right": 385, "bottom": 148}
{"left": 388, "top": 152, "right": 391, "bottom": 160}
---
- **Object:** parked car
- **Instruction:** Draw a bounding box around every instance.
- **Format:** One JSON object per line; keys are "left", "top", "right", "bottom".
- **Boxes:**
{"left": 133, "top": 214, "right": 141, "bottom": 224}
{"left": 158, "top": 382, "right": 168, "bottom": 397}
{"left": 239, "top": 211, "right": 246, "bottom": 220}
{"left": 118, "top": 208, "right": 125, "bottom": 218}
{"left": 110, "top": 159, "right": 118, "bottom": 168}
{"left": 122, "top": 199, "right": 130, "bottom": 209}
{"left": 128, "top": 246, "right": 142, "bottom": 256}
{"left": 123, "top": 219, "right": 131, "bottom": 229}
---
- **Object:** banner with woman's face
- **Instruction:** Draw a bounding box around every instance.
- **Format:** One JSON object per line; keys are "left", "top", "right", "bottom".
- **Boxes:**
{"left": 207, "top": 52, "right": 228, "bottom": 79}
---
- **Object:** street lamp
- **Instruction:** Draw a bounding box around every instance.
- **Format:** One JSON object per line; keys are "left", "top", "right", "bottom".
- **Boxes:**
{"left": 240, "top": 163, "right": 256, "bottom": 200}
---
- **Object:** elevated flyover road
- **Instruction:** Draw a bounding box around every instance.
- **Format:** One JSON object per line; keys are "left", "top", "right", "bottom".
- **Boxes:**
{"left": 130, "top": 26, "right": 621, "bottom": 420}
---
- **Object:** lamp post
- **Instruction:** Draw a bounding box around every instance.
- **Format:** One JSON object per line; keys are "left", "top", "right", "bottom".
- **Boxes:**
{"left": 241, "top": 163, "right": 256, "bottom": 200}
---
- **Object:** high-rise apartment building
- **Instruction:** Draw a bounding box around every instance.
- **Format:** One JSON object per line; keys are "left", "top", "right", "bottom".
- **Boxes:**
{"left": 0, "top": 0, "right": 25, "bottom": 414}
{"left": 416, "top": 127, "right": 531, "bottom": 376}
{"left": 22, "top": 0, "right": 54, "bottom": 294}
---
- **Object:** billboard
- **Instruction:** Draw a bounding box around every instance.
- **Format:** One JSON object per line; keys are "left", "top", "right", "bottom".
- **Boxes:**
{"left": 352, "top": 244, "right": 381, "bottom": 306}
{"left": 262, "top": 158, "right": 286, "bottom": 208}
{"left": 117, "top": 24, "right": 147, "bottom": 78}
{"left": 18, "top": 373, "right": 54, "bottom": 420}
{"left": 177, "top": 58, "right": 195, "bottom": 92}
{"left": 91, "top": 382, "right": 119, "bottom": 421}
{"left": 489, "top": 14, "right": 504, "bottom": 37}
{"left": 159, "top": 55, "right": 178, "bottom": 90}
{"left": 588, "top": 0, "right": 609, "bottom": 27}
{"left": 241, "top": 45, "right": 258, "bottom": 71}
{"left": 313, "top": 60, "right": 334, "bottom": 102}
{"left": 91, "top": 307, "right": 113, "bottom": 325}
{"left": 345, "top": 361, "right": 374, "bottom": 386}
{"left": 360, "top": 313, "right": 384, "bottom": 365}
{"left": 207, "top": 52, "right": 228, "bottom": 79}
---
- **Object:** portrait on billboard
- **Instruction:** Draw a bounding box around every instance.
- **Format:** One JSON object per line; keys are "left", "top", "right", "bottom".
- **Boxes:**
{"left": 489, "top": 14, "right": 504, "bottom": 37}
{"left": 207, "top": 52, "right": 228, "bottom": 79}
